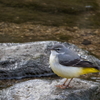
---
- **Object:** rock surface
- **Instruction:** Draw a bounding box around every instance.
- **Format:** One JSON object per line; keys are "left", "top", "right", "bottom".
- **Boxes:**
{"left": 0, "top": 41, "right": 100, "bottom": 80}
{"left": 0, "top": 78, "right": 100, "bottom": 100}
{"left": 0, "top": 41, "right": 55, "bottom": 79}
{"left": 0, "top": 41, "right": 100, "bottom": 100}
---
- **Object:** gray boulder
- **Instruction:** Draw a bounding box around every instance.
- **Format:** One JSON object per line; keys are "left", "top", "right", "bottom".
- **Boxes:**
{"left": 0, "top": 78, "right": 100, "bottom": 100}
{"left": 0, "top": 41, "right": 100, "bottom": 100}
{"left": 0, "top": 41, "right": 100, "bottom": 79}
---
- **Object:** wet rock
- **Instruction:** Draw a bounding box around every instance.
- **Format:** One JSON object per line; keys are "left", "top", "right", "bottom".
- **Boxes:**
{"left": 0, "top": 41, "right": 100, "bottom": 79}
{"left": 73, "top": 26, "right": 79, "bottom": 31}
{"left": 82, "top": 39, "right": 92, "bottom": 45}
{"left": 0, "top": 78, "right": 100, "bottom": 100}
{"left": 0, "top": 41, "right": 57, "bottom": 79}
{"left": 0, "top": 41, "right": 100, "bottom": 100}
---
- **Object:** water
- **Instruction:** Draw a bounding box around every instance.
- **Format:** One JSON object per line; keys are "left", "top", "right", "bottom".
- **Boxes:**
{"left": 0, "top": 0, "right": 99, "bottom": 28}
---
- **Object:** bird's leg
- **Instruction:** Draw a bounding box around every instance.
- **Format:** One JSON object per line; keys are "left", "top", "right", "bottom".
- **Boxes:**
{"left": 65, "top": 78, "right": 73, "bottom": 88}
{"left": 56, "top": 78, "right": 73, "bottom": 89}
{"left": 62, "top": 78, "right": 68, "bottom": 86}
{"left": 56, "top": 78, "right": 68, "bottom": 88}
{"left": 62, "top": 78, "right": 73, "bottom": 89}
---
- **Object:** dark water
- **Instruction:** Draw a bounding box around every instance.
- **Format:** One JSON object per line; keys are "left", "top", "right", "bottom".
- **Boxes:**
{"left": 0, "top": 0, "right": 100, "bottom": 28}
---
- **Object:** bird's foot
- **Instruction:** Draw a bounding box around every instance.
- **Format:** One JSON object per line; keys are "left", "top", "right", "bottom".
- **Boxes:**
{"left": 56, "top": 84, "right": 72, "bottom": 89}
{"left": 55, "top": 85, "right": 65, "bottom": 89}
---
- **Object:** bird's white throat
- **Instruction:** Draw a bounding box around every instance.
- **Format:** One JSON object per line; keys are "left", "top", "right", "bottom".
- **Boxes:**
{"left": 49, "top": 50, "right": 58, "bottom": 65}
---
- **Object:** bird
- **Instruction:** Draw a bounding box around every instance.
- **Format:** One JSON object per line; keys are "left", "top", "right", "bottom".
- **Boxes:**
{"left": 49, "top": 44, "right": 100, "bottom": 89}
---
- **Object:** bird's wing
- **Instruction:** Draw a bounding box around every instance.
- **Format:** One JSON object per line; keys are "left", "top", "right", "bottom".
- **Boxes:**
{"left": 58, "top": 53, "right": 80, "bottom": 66}
{"left": 74, "top": 61, "right": 99, "bottom": 69}
{"left": 58, "top": 54, "right": 99, "bottom": 70}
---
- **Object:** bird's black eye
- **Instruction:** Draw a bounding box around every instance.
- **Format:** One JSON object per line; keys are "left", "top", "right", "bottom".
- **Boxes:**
{"left": 56, "top": 48, "right": 60, "bottom": 51}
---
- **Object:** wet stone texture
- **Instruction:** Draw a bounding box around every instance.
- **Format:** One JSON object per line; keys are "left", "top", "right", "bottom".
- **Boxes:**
{"left": 0, "top": 41, "right": 99, "bottom": 79}
{"left": 0, "top": 41, "right": 56, "bottom": 79}
{"left": 0, "top": 41, "right": 99, "bottom": 100}
{"left": 0, "top": 78, "right": 100, "bottom": 100}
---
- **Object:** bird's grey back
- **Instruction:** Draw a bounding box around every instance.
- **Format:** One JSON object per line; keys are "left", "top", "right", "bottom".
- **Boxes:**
{"left": 57, "top": 45, "right": 80, "bottom": 65}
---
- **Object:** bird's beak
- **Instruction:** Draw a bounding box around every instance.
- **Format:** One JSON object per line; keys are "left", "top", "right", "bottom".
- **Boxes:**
{"left": 48, "top": 46, "right": 54, "bottom": 51}
{"left": 50, "top": 48, "right": 52, "bottom": 50}
{"left": 49, "top": 47, "right": 53, "bottom": 51}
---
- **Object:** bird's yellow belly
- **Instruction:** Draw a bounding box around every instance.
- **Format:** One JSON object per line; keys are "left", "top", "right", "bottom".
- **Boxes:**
{"left": 52, "top": 65, "right": 99, "bottom": 78}
{"left": 49, "top": 53, "right": 99, "bottom": 78}
{"left": 50, "top": 61, "right": 99, "bottom": 78}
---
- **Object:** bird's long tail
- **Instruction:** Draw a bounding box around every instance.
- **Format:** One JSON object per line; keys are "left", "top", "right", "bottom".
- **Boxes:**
{"left": 81, "top": 68, "right": 100, "bottom": 75}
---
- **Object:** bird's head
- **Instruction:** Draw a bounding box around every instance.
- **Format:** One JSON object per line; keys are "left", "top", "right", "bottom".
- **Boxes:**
{"left": 50, "top": 44, "right": 66, "bottom": 54}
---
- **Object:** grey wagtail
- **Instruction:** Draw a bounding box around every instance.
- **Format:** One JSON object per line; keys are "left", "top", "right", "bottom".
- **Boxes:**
{"left": 49, "top": 44, "right": 100, "bottom": 89}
